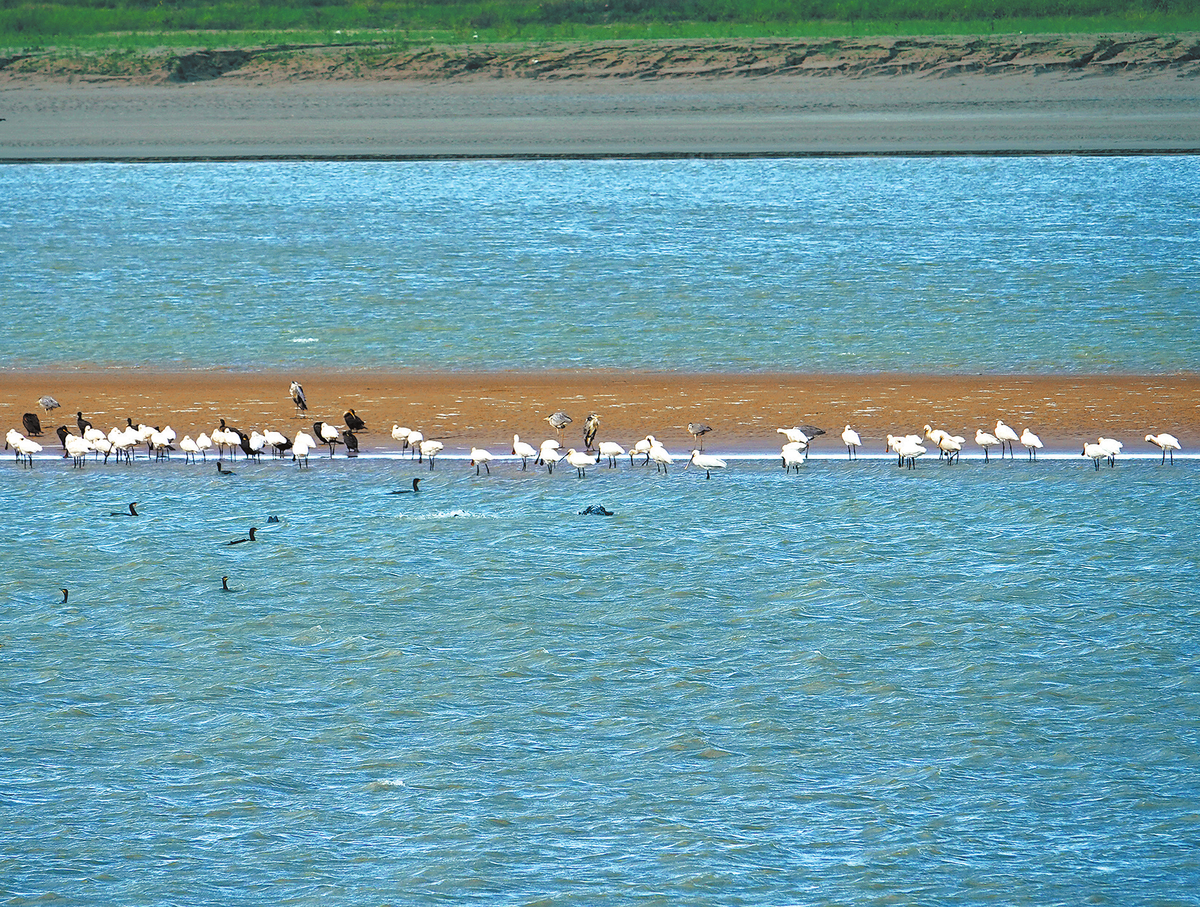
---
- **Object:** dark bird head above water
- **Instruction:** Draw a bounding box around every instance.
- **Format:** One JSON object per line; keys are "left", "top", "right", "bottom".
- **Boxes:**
{"left": 222, "top": 575, "right": 231, "bottom": 591}
{"left": 110, "top": 502, "right": 139, "bottom": 517}
{"left": 60, "top": 587, "right": 69, "bottom": 603}
{"left": 227, "top": 527, "right": 258, "bottom": 545}
{"left": 388, "top": 477, "right": 421, "bottom": 495}
{"left": 217, "top": 462, "right": 234, "bottom": 475}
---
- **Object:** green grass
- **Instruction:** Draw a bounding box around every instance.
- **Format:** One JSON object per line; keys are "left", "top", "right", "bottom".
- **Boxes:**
{"left": 2, "top": 1, "right": 1198, "bottom": 53}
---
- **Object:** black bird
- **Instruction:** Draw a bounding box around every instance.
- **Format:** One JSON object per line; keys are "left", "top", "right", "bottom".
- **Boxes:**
{"left": 76, "top": 411, "right": 92, "bottom": 435}
{"left": 290, "top": 381, "right": 307, "bottom": 414}
{"left": 344, "top": 409, "right": 367, "bottom": 432}
{"left": 227, "top": 527, "right": 258, "bottom": 546}
{"left": 583, "top": 413, "right": 600, "bottom": 450}
{"left": 343, "top": 429, "right": 359, "bottom": 457}
{"left": 388, "top": 477, "right": 421, "bottom": 495}
{"left": 687, "top": 422, "right": 713, "bottom": 451}
{"left": 110, "top": 502, "right": 139, "bottom": 517}
{"left": 60, "top": 588, "right": 69, "bottom": 603}
{"left": 221, "top": 576, "right": 233, "bottom": 592}
{"left": 314, "top": 421, "right": 341, "bottom": 456}
{"left": 22, "top": 412, "right": 43, "bottom": 436}
{"left": 217, "top": 462, "right": 235, "bottom": 476}
{"left": 56, "top": 425, "right": 71, "bottom": 450}
{"left": 579, "top": 504, "right": 614, "bottom": 516}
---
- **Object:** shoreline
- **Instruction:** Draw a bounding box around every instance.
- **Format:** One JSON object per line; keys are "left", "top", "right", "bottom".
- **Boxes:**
{"left": 4, "top": 370, "right": 1197, "bottom": 457}
{"left": 4, "top": 35, "right": 1200, "bottom": 159}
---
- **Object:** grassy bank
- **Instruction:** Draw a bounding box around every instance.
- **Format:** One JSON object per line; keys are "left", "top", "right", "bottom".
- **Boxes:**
{"left": 3, "top": 0, "right": 1199, "bottom": 52}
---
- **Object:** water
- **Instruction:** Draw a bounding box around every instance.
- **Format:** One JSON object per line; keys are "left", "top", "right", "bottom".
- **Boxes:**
{"left": 3, "top": 156, "right": 1198, "bottom": 373}
{"left": 4, "top": 157, "right": 1200, "bottom": 905}
{"left": 3, "top": 456, "right": 1198, "bottom": 904}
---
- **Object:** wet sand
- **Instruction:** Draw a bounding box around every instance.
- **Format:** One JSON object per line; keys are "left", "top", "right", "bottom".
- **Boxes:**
{"left": 4, "top": 370, "right": 1197, "bottom": 457}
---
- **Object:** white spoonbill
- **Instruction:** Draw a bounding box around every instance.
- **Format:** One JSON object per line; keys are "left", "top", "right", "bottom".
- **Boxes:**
{"left": 539, "top": 439, "right": 563, "bottom": 474}
{"left": 180, "top": 435, "right": 201, "bottom": 464}
{"left": 1097, "top": 437, "right": 1122, "bottom": 467}
{"left": 686, "top": 450, "right": 726, "bottom": 479}
{"left": 975, "top": 428, "right": 1000, "bottom": 462}
{"left": 597, "top": 440, "right": 625, "bottom": 467}
{"left": 469, "top": 447, "right": 495, "bottom": 475}
{"left": 629, "top": 435, "right": 656, "bottom": 465}
{"left": 777, "top": 427, "right": 809, "bottom": 446}
{"left": 406, "top": 430, "right": 424, "bottom": 458}
{"left": 896, "top": 436, "right": 926, "bottom": 470}
{"left": 1145, "top": 432, "right": 1181, "bottom": 464}
{"left": 512, "top": 434, "right": 538, "bottom": 470}
{"left": 782, "top": 441, "right": 805, "bottom": 473}
{"left": 419, "top": 439, "right": 443, "bottom": 469}
{"left": 1082, "top": 441, "right": 1109, "bottom": 470}
{"left": 648, "top": 442, "right": 674, "bottom": 475}
{"left": 564, "top": 448, "right": 595, "bottom": 478}
{"left": 994, "top": 420, "right": 1020, "bottom": 458}
{"left": 1020, "top": 428, "right": 1044, "bottom": 461}
{"left": 292, "top": 432, "right": 315, "bottom": 469}
{"left": 841, "top": 425, "right": 862, "bottom": 460}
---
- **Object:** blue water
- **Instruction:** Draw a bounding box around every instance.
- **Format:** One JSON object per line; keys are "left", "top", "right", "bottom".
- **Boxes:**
{"left": 4, "top": 157, "right": 1200, "bottom": 905}
{"left": 3, "top": 455, "right": 1199, "bottom": 905}
{"left": 3, "top": 155, "right": 1199, "bottom": 373}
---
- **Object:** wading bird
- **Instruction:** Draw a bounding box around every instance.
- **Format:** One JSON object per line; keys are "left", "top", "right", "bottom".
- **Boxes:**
{"left": 583, "top": 413, "right": 600, "bottom": 450}
{"left": 687, "top": 422, "right": 712, "bottom": 451}
{"left": 686, "top": 450, "right": 727, "bottom": 479}
{"left": 290, "top": 381, "right": 307, "bottom": 414}
{"left": 545, "top": 411, "right": 572, "bottom": 440}
{"left": 1020, "top": 428, "right": 1043, "bottom": 460}
{"left": 841, "top": 425, "right": 862, "bottom": 460}
{"left": 1145, "top": 432, "right": 1181, "bottom": 464}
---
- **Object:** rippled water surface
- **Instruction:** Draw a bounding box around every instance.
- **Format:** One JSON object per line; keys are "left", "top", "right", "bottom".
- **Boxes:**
{"left": 3, "top": 454, "right": 1199, "bottom": 905}
{"left": 3, "top": 156, "right": 1199, "bottom": 372}
{"left": 4, "top": 155, "right": 1200, "bottom": 904}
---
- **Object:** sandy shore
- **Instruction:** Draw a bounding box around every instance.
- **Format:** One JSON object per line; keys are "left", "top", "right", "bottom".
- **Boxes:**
{"left": 3, "top": 34, "right": 1200, "bottom": 158}
{"left": 3, "top": 370, "right": 1197, "bottom": 457}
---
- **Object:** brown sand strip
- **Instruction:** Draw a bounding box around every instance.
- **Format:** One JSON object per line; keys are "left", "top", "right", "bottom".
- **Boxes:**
{"left": 4, "top": 370, "right": 1196, "bottom": 456}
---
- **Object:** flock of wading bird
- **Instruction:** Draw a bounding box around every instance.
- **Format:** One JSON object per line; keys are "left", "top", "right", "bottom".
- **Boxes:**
{"left": 4, "top": 384, "right": 1186, "bottom": 476}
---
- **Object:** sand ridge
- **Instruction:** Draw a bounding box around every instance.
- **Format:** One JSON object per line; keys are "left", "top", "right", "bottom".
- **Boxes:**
{"left": 4, "top": 370, "right": 1197, "bottom": 457}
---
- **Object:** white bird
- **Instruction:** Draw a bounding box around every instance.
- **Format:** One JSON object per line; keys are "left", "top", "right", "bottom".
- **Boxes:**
{"left": 419, "top": 439, "right": 443, "bottom": 469}
{"left": 597, "top": 440, "right": 625, "bottom": 467}
{"left": 539, "top": 439, "right": 562, "bottom": 474}
{"left": 1097, "top": 437, "right": 1123, "bottom": 467}
{"left": 777, "top": 427, "right": 809, "bottom": 446}
{"left": 895, "top": 436, "right": 927, "bottom": 469}
{"left": 1020, "top": 428, "right": 1044, "bottom": 461}
{"left": 564, "top": 448, "right": 594, "bottom": 478}
{"left": 292, "top": 432, "right": 315, "bottom": 468}
{"left": 841, "top": 425, "right": 862, "bottom": 460}
{"left": 1082, "top": 441, "right": 1109, "bottom": 470}
{"left": 179, "top": 435, "right": 201, "bottom": 464}
{"left": 149, "top": 428, "right": 174, "bottom": 461}
{"left": 918, "top": 430, "right": 960, "bottom": 464}
{"left": 781, "top": 442, "right": 805, "bottom": 473}
{"left": 1145, "top": 432, "right": 1181, "bottom": 464}
{"left": 247, "top": 430, "right": 267, "bottom": 461}
{"left": 648, "top": 442, "right": 673, "bottom": 474}
{"left": 629, "top": 435, "right": 656, "bottom": 465}
{"left": 469, "top": 447, "right": 495, "bottom": 475}
{"left": 15, "top": 434, "right": 42, "bottom": 467}
{"left": 64, "top": 434, "right": 92, "bottom": 468}
{"left": 316, "top": 421, "right": 341, "bottom": 456}
{"left": 193, "top": 431, "right": 213, "bottom": 462}
{"left": 886, "top": 434, "right": 920, "bottom": 466}
{"left": 975, "top": 428, "right": 1001, "bottom": 462}
{"left": 263, "top": 429, "right": 291, "bottom": 458}
{"left": 406, "top": 430, "right": 424, "bottom": 459}
{"left": 392, "top": 424, "right": 411, "bottom": 448}
{"left": 686, "top": 450, "right": 726, "bottom": 479}
{"left": 994, "top": 420, "right": 1021, "bottom": 459}
{"left": 512, "top": 434, "right": 537, "bottom": 470}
